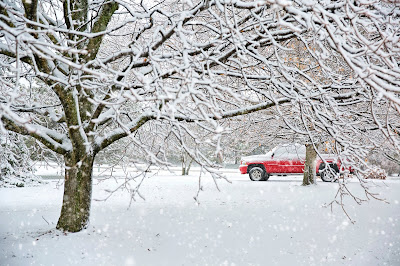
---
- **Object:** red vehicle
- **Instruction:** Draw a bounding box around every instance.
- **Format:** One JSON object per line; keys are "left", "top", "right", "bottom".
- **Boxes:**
{"left": 239, "top": 144, "right": 341, "bottom": 182}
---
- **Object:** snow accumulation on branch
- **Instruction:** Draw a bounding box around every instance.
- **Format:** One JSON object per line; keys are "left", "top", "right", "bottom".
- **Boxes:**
{"left": 1, "top": 113, "right": 71, "bottom": 154}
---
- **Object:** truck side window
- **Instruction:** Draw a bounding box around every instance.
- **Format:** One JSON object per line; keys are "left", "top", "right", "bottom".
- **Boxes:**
{"left": 273, "top": 147, "right": 287, "bottom": 159}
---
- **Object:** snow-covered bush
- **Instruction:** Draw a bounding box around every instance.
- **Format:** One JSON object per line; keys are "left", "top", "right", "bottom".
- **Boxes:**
{"left": 363, "top": 167, "right": 387, "bottom": 180}
{"left": 0, "top": 132, "right": 44, "bottom": 188}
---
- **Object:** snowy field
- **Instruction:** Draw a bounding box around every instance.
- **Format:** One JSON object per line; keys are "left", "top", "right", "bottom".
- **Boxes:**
{"left": 1, "top": 169, "right": 400, "bottom": 266}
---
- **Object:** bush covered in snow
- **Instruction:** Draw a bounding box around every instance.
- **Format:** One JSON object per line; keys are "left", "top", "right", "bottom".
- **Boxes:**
{"left": 363, "top": 167, "right": 387, "bottom": 180}
{"left": 0, "top": 133, "right": 44, "bottom": 188}
{"left": 0, "top": 173, "right": 45, "bottom": 188}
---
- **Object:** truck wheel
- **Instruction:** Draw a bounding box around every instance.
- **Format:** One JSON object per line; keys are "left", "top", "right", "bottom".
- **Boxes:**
{"left": 319, "top": 163, "right": 339, "bottom": 182}
{"left": 249, "top": 167, "right": 268, "bottom": 181}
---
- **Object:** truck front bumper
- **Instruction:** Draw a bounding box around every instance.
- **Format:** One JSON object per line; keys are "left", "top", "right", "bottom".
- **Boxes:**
{"left": 239, "top": 165, "right": 248, "bottom": 174}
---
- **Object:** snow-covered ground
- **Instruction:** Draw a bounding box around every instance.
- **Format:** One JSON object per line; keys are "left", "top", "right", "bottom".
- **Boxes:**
{"left": 1, "top": 169, "right": 399, "bottom": 266}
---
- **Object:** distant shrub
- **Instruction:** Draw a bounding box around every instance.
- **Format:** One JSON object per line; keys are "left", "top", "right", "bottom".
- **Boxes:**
{"left": 363, "top": 167, "right": 387, "bottom": 180}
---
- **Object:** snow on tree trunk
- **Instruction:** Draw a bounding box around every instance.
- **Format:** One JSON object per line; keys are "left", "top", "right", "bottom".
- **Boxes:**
{"left": 302, "top": 144, "right": 318, "bottom": 186}
{"left": 56, "top": 155, "right": 94, "bottom": 232}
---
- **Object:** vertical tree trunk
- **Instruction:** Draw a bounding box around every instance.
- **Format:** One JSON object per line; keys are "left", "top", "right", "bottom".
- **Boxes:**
{"left": 302, "top": 144, "right": 318, "bottom": 186}
{"left": 181, "top": 153, "right": 186, "bottom": 175}
{"left": 181, "top": 154, "right": 193, "bottom": 176}
{"left": 185, "top": 159, "right": 193, "bottom": 175}
{"left": 234, "top": 151, "right": 239, "bottom": 165}
{"left": 56, "top": 155, "right": 94, "bottom": 232}
{"left": 182, "top": 166, "right": 186, "bottom": 176}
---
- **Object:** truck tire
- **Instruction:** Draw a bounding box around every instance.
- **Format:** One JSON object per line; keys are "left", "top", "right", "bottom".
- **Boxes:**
{"left": 319, "top": 163, "right": 339, "bottom": 182}
{"left": 249, "top": 167, "right": 268, "bottom": 181}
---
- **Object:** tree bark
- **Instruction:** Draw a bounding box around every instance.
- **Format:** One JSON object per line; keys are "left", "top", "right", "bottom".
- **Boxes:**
{"left": 181, "top": 153, "right": 193, "bottom": 176}
{"left": 302, "top": 144, "right": 318, "bottom": 186}
{"left": 56, "top": 155, "right": 94, "bottom": 232}
{"left": 184, "top": 159, "right": 193, "bottom": 176}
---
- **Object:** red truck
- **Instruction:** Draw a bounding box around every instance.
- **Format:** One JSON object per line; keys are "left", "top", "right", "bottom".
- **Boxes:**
{"left": 239, "top": 144, "right": 341, "bottom": 182}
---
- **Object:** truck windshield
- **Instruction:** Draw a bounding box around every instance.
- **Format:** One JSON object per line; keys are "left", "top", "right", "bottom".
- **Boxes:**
{"left": 273, "top": 145, "right": 305, "bottom": 159}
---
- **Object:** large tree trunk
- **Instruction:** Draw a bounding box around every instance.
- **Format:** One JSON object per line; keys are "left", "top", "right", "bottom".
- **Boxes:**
{"left": 56, "top": 155, "right": 94, "bottom": 232}
{"left": 302, "top": 144, "right": 318, "bottom": 186}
